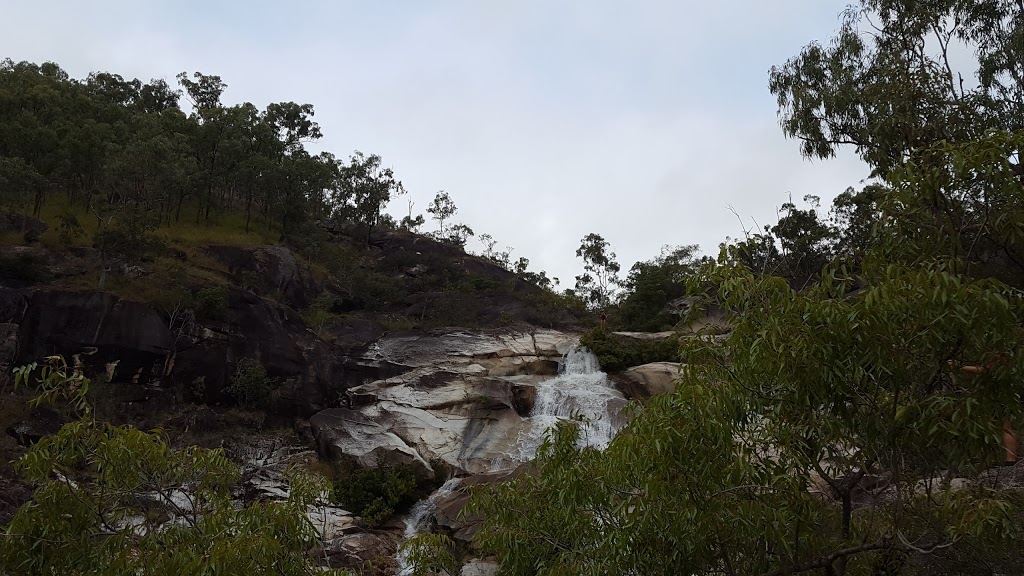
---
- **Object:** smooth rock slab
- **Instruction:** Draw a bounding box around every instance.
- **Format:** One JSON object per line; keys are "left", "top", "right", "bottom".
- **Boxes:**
{"left": 616, "top": 362, "right": 684, "bottom": 399}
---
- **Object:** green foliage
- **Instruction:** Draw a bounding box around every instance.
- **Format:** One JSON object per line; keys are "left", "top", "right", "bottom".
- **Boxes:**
{"left": 473, "top": 260, "right": 1024, "bottom": 574}
{"left": 55, "top": 210, "right": 84, "bottom": 243}
{"left": 479, "top": 233, "right": 513, "bottom": 270}
{"left": 194, "top": 285, "right": 229, "bottom": 321}
{"left": 190, "top": 376, "right": 206, "bottom": 403}
{"left": 333, "top": 464, "right": 429, "bottom": 527}
{"left": 769, "top": 1, "right": 1024, "bottom": 179}
{"left": 1, "top": 418, "right": 348, "bottom": 575}
{"left": 427, "top": 190, "right": 457, "bottom": 237}
{"left": 615, "top": 244, "right": 706, "bottom": 331}
{"left": 574, "top": 233, "right": 620, "bottom": 309}
{"left": 333, "top": 150, "right": 405, "bottom": 242}
{"left": 399, "top": 533, "right": 461, "bottom": 576}
{"left": 302, "top": 292, "right": 338, "bottom": 336}
{"left": 4, "top": 356, "right": 348, "bottom": 575}
{"left": 880, "top": 130, "right": 1024, "bottom": 285}
{"left": 93, "top": 225, "right": 165, "bottom": 265}
{"left": 225, "top": 358, "right": 274, "bottom": 408}
{"left": 579, "top": 329, "right": 680, "bottom": 373}
{"left": 13, "top": 355, "right": 91, "bottom": 416}
{"left": 440, "top": 222, "right": 475, "bottom": 249}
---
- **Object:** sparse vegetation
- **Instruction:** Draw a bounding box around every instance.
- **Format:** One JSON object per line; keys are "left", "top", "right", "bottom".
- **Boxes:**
{"left": 225, "top": 358, "right": 273, "bottom": 408}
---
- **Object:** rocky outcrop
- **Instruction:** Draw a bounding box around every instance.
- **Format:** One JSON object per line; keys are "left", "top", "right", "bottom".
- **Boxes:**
{"left": 322, "top": 533, "right": 396, "bottom": 573}
{"left": 172, "top": 288, "right": 347, "bottom": 417}
{"left": 205, "top": 245, "right": 316, "bottom": 309}
{"left": 311, "top": 330, "right": 577, "bottom": 475}
{"left": 433, "top": 470, "right": 520, "bottom": 542}
{"left": 615, "top": 362, "right": 684, "bottom": 399}
{"left": 17, "top": 289, "right": 174, "bottom": 383}
{"left": 1, "top": 213, "right": 47, "bottom": 243}
{"left": 610, "top": 331, "right": 677, "bottom": 342}
{"left": 6, "top": 407, "right": 65, "bottom": 446}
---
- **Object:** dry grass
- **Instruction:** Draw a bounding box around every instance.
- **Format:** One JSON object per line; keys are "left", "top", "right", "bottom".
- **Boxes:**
{"left": 27, "top": 196, "right": 279, "bottom": 252}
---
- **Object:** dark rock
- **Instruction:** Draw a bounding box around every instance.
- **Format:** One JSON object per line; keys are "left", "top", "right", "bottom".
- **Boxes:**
{"left": 18, "top": 290, "right": 174, "bottom": 383}
{"left": 1, "top": 213, "right": 48, "bottom": 243}
{"left": 0, "top": 476, "right": 32, "bottom": 525}
{"left": 0, "top": 287, "right": 26, "bottom": 323}
{"left": 174, "top": 289, "right": 346, "bottom": 418}
{"left": 204, "top": 245, "right": 316, "bottom": 308}
{"left": 320, "top": 317, "right": 387, "bottom": 353}
{"left": 434, "top": 470, "right": 521, "bottom": 542}
{"left": 6, "top": 406, "right": 65, "bottom": 446}
{"left": 0, "top": 323, "right": 18, "bottom": 383}
{"left": 510, "top": 383, "right": 537, "bottom": 416}
{"left": 321, "top": 532, "right": 396, "bottom": 573}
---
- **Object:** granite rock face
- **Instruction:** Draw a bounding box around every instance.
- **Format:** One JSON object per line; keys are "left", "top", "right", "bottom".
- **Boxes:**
{"left": 311, "top": 330, "right": 578, "bottom": 475}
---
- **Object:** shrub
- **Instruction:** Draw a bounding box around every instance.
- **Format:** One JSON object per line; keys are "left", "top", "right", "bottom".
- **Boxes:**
{"left": 55, "top": 212, "right": 84, "bottom": 243}
{"left": 580, "top": 329, "right": 681, "bottom": 373}
{"left": 225, "top": 358, "right": 273, "bottom": 408}
{"left": 190, "top": 376, "right": 206, "bottom": 403}
{"left": 195, "top": 286, "right": 229, "bottom": 321}
{"left": 334, "top": 464, "right": 432, "bottom": 526}
{"left": 301, "top": 293, "right": 337, "bottom": 336}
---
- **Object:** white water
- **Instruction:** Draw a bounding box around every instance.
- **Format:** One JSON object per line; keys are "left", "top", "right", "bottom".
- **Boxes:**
{"left": 395, "top": 477, "right": 463, "bottom": 575}
{"left": 393, "top": 346, "right": 624, "bottom": 574}
{"left": 509, "top": 345, "right": 625, "bottom": 462}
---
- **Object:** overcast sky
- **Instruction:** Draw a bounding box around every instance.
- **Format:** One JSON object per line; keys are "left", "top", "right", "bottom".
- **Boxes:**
{"left": 4, "top": 1, "right": 869, "bottom": 285}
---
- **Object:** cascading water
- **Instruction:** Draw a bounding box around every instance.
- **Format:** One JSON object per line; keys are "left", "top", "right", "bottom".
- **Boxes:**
{"left": 395, "top": 478, "right": 462, "bottom": 575}
{"left": 393, "top": 345, "right": 625, "bottom": 573}
{"left": 509, "top": 345, "right": 625, "bottom": 462}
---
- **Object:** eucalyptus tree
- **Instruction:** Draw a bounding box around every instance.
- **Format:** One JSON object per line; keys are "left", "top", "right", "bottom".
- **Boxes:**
{"left": 770, "top": 0, "right": 1024, "bottom": 178}
{"left": 427, "top": 190, "right": 457, "bottom": 237}
{"left": 574, "top": 233, "right": 621, "bottom": 309}
{"left": 468, "top": 254, "right": 1024, "bottom": 575}
{"left": 335, "top": 151, "right": 405, "bottom": 244}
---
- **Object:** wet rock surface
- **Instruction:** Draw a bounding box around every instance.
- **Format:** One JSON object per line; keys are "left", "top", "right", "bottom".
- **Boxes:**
{"left": 311, "top": 330, "right": 579, "bottom": 475}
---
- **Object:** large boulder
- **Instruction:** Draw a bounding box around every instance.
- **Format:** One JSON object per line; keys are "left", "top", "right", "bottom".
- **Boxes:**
{"left": 320, "top": 317, "right": 388, "bottom": 353}
{"left": 173, "top": 289, "right": 347, "bottom": 418}
{"left": 321, "top": 532, "right": 396, "bottom": 573}
{"left": 0, "top": 213, "right": 47, "bottom": 243}
{"left": 204, "top": 245, "right": 316, "bottom": 308}
{"left": 311, "top": 408, "right": 430, "bottom": 470}
{"left": 461, "top": 559, "right": 500, "bottom": 576}
{"left": 6, "top": 406, "right": 65, "bottom": 446}
{"left": 615, "top": 362, "right": 684, "bottom": 400}
{"left": 17, "top": 290, "right": 174, "bottom": 383}
{"left": 433, "top": 470, "right": 520, "bottom": 542}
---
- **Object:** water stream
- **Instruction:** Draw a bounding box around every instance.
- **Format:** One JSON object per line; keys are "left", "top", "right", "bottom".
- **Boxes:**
{"left": 394, "top": 345, "right": 624, "bottom": 574}
{"left": 510, "top": 345, "right": 625, "bottom": 461}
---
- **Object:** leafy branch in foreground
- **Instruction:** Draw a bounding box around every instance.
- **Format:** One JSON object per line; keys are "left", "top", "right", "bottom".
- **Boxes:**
{"left": 469, "top": 261, "right": 1024, "bottom": 575}
{"left": 3, "top": 357, "right": 350, "bottom": 575}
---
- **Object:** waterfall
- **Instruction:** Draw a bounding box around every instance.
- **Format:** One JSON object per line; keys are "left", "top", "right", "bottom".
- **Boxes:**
{"left": 508, "top": 345, "right": 625, "bottom": 464}
{"left": 393, "top": 345, "right": 624, "bottom": 574}
{"left": 395, "top": 478, "right": 462, "bottom": 575}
